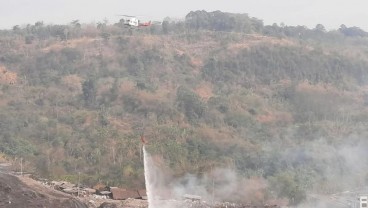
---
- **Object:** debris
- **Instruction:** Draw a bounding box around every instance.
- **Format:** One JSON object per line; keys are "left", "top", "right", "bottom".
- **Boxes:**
{"left": 0, "top": 173, "right": 88, "bottom": 208}
{"left": 184, "top": 194, "right": 202, "bottom": 201}
{"left": 138, "top": 189, "right": 147, "bottom": 198}
{"left": 84, "top": 188, "right": 97, "bottom": 194}
{"left": 100, "top": 191, "right": 111, "bottom": 194}
{"left": 93, "top": 183, "right": 108, "bottom": 191}
{"left": 98, "top": 202, "right": 118, "bottom": 208}
{"left": 62, "top": 188, "right": 79, "bottom": 194}
{"left": 110, "top": 187, "right": 141, "bottom": 200}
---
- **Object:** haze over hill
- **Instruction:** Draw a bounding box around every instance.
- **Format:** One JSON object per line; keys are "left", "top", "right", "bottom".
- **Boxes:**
{"left": 1, "top": 0, "right": 368, "bottom": 30}
{"left": 1, "top": 10, "right": 368, "bottom": 206}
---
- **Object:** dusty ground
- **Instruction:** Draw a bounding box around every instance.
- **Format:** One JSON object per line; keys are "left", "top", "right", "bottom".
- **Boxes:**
{"left": 0, "top": 163, "right": 278, "bottom": 208}
{"left": 0, "top": 161, "right": 148, "bottom": 208}
{"left": 83, "top": 198, "right": 148, "bottom": 208}
{"left": 0, "top": 173, "right": 88, "bottom": 208}
{"left": 0, "top": 172, "right": 278, "bottom": 208}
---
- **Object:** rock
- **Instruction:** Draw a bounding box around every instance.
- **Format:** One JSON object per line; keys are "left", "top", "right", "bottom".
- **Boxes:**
{"left": 99, "top": 191, "right": 111, "bottom": 195}
{"left": 110, "top": 187, "right": 140, "bottom": 200}
{"left": 183, "top": 194, "right": 201, "bottom": 201}
{"left": 86, "top": 200, "right": 98, "bottom": 208}
{"left": 84, "top": 188, "right": 97, "bottom": 194}
{"left": 98, "top": 202, "right": 118, "bottom": 208}
{"left": 63, "top": 188, "right": 79, "bottom": 194}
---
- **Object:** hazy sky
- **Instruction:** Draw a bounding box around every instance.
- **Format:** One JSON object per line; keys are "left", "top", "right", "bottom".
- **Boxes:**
{"left": 1, "top": 0, "right": 367, "bottom": 30}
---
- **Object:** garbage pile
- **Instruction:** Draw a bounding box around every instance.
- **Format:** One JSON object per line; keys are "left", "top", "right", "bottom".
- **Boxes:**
{"left": 44, "top": 180, "right": 147, "bottom": 200}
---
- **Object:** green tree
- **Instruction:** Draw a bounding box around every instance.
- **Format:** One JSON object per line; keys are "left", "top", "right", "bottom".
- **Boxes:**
{"left": 71, "top": 20, "right": 81, "bottom": 29}
{"left": 176, "top": 86, "right": 206, "bottom": 122}
{"left": 82, "top": 78, "right": 97, "bottom": 107}
{"left": 270, "top": 172, "right": 307, "bottom": 205}
{"left": 315, "top": 24, "right": 326, "bottom": 32}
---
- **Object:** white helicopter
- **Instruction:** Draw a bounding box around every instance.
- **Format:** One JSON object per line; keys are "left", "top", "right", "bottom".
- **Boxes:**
{"left": 118, "top": 15, "right": 161, "bottom": 28}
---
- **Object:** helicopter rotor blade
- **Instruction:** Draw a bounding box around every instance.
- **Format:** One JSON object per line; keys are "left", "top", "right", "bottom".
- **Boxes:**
{"left": 116, "top": 14, "right": 136, "bottom": 18}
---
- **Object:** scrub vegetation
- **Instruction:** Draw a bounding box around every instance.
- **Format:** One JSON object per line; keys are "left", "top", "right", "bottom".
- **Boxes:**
{"left": 1, "top": 10, "right": 368, "bottom": 205}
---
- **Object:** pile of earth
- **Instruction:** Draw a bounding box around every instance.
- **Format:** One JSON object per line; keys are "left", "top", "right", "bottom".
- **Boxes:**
{"left": 0, "top": 173, "right": 88, "bottom": 208}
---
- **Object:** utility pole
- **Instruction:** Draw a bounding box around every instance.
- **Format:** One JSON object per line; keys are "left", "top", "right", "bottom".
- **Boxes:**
{"left": 140, "top": 144, "right": 142, "bottom": 161}
{"left": 77, "top": 172, "right": 81, "bottom": 197}
{"left": 212, "top": 178, "right": 215, "bottom": 205}
{"left": 212, "top": 165, "right": 215, "bottom": 205}
{"left": 20, "top": 157, "right": 23, "bottom": 177}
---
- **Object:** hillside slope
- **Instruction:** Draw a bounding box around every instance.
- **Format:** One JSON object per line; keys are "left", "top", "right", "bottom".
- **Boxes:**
{"left": 0, "top": 173, "right": 87, "bottom": 208}
{"left": 1, "top": 10, "right": 368, "bottom": 205}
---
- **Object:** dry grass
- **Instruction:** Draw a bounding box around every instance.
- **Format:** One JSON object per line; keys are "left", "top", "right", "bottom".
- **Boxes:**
{"left": 227, "top": 35, "right": 295, "bottom": 51}
{"left": 0, "top": 65, "right": 17, "bottom": 85}
{"left": 119, "top": 80, "right": 136, "bottom": 94}
{"left": 61, "top": 74, "right": 82, "bottom": 94}
{"left": 194, "top": 82, "right": 214, "bottom": 101}
{"left": 41, "top": 37, "right": 97, "bottom": 52}
{"left": 256, "top": 111, "right": 293, "bottom": 125}
{"left": 198, "top": 125, "right": 257, "bottom": 149}
{"left": 108, "top": 117, "right": 134, "bottom": 134}
{"left": 0, "top": 153, "right": 8, "bottom": 163}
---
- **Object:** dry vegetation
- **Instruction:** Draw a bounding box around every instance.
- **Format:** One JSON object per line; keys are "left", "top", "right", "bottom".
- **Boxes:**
{"left": 1, "top": 10, "right": 368, "bottom": 206}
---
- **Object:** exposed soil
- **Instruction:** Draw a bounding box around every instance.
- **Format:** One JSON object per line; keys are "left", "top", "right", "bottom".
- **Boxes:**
{"left": 0, "top": 171, "right": 280, "bottom": 208}
{"left": 0, "top": 173, "right": 88, "bottom": 208}
{"left": 0, "top": 162, "right": 279, "bottom": 208}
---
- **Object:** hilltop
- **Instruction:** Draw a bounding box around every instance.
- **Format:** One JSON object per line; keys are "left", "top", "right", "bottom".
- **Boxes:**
{"left": 1, "top": 10, "right": 368, "bottom": 206}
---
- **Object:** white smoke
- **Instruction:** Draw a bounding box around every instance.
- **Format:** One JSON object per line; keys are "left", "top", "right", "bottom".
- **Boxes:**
{"left": 143, "top": 147, "right": 268, "bottom": 208}
{"left": 143, "top": 136, "right": 368, "bottom": 208}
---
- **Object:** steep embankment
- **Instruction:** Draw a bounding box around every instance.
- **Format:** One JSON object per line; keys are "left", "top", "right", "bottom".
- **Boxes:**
{"left": 0, "top": 173, "right": 87, "bottom": 208}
